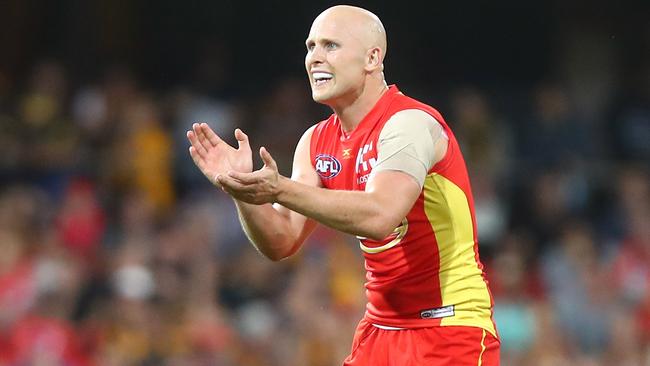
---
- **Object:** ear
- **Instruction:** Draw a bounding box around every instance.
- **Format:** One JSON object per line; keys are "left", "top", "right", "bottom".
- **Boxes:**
{"left": 365, "top": 47, "right": 383, "bottom": 72}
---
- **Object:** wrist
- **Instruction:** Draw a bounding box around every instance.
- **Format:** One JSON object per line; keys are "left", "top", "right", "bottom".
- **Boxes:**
{"left": 274, "top": 175, "right": 291, "bottom": 204}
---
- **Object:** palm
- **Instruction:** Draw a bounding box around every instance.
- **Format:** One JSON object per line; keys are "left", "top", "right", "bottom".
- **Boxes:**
{"left": 187, "top": 123, "right": 252, "bottom": 186}
{"left": 216, "top": 144, "right": 251, "bottom": 173}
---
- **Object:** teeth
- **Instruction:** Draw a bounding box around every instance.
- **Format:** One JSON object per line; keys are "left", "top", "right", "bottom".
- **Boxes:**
{"left": 312, "top": 72, "right": 333, "bottom": 81}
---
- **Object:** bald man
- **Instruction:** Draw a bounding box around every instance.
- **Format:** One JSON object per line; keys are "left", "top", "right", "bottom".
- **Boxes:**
{"left": 187, "top": 5, "right": 500, "bottom": 365}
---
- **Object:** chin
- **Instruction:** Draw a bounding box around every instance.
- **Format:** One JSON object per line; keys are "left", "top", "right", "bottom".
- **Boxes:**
{"left": 313, "top": 85, "right": 344, "bottom": 104}
{"left": 311, "top": 90, "right": 333, "bottom": 105}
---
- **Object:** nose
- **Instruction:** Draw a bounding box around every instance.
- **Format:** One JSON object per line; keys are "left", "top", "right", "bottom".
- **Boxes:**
{"left": 306, "top": 46, "right": 325, "bottom": 69}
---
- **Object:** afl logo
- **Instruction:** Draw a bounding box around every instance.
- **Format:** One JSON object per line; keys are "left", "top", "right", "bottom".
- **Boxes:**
{"left": 314, "top": 154, "right": 341, "bottom": 179}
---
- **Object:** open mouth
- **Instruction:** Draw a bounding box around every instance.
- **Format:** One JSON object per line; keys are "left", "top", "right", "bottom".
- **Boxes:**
{"left": 312, "top": 72, "right": 333, "bottom": 86}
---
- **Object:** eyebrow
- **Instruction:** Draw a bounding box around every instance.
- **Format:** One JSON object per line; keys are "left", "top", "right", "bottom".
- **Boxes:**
{"left": 305, "top": 37, "right": 340, "bottom": 47}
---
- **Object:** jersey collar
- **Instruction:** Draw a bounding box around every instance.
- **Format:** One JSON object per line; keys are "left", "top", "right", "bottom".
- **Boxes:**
{"left": 338, "top": 84, "right": 400, "bottom": 141}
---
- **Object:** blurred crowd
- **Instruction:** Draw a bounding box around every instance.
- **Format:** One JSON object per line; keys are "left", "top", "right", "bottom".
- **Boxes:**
{"left": 0, "top": 49, "right": 648, "bottom": 366}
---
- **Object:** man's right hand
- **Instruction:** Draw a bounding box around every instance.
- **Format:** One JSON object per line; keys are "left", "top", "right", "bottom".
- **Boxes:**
{"left": 187, "top": 123, "right": 253, "bottom": 187}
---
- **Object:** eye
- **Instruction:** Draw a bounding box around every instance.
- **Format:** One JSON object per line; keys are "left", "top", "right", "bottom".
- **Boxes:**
{"left": 306, "top": 41, "right": 315, "bottom": 51}
{"left": 325, "top": 42, "right": 338, "bottom": 50}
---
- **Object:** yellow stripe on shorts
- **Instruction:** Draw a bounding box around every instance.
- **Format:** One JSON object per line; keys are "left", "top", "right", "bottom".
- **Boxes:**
{"left": 478, "top": 329, "right": 486, "bottom": 366}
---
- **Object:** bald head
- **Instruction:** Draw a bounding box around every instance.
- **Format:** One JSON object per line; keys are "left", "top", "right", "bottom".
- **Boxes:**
{"left": 311, "top": 5, "right": 387, "bottom": 63}
{"left": 305, "top": 6, "right": 388, "bottom": 107}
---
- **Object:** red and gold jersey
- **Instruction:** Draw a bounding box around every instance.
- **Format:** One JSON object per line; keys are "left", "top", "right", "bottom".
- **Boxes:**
{"left": 309, "top": 85, "right": 497, "bottom": 337}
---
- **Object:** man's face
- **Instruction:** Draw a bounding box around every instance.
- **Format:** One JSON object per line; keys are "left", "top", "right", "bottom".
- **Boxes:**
{"left": 304, "top": 16, "right": 368, "bottom": 105}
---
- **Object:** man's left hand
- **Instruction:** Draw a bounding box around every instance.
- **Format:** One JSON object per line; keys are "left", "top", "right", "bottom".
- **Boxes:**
{"left": 218, "top": 147, "right": 281, "bottom": 205}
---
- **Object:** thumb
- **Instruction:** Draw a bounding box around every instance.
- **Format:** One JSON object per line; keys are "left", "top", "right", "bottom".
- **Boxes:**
{"left": 234, "top": 128, "right": 250, "bottom": 150}
{"left": 259, "top": 147, "right": 277, "bottom": 170}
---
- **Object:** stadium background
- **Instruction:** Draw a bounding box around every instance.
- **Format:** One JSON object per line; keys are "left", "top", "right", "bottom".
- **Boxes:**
{"left": 0, "top": 0, "right": 648, "bottom": 365}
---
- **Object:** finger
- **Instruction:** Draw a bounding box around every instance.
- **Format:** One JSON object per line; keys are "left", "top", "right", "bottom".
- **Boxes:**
{"left": 190, "top": 146, "right": 219, "bottom": 186}
{"left": 234, "top": 128, "right": 251, "bottom": 151}
{"left": 188, "top": 146, "right": 201, "bottom": 164}
{"left": 260, "top": 147, "right": 277, "bottom": 170}
{"left": 227, "top": 170, "right": 259, "bottom": 184}
{"left": 201, "top": 123, "right": 226, "bottom": 147}
{"left": 189, "top": 146, "right": 208, "bottom": 167}
{"left": 189, "top": 147, "right": 211, "bottom": 178}
{"left": 221, "top": 186, "right": 253, "bottom": 203}
{"left": 221, "top": 185, "right": 258, "bottom": 204}
{"left": 218, "top": 174, "right": 256, "bottom": 193}
{"left": 211, "top": 173, "right": 223, "bottom": 189}
{"left": 187, "top": 130, "right": 208, "bottom": 157}
{"left": 193, "top": 122, "right": 215, "bottom": 151}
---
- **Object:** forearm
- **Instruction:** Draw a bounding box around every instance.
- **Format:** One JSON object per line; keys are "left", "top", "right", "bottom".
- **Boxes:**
{"left": 233, "top": 200, "right": 303, "bottom": 261}
{"left": 274, "top": 176, "right": 402, "bottom": 240}
{"left": 215, "top": 126, "right": 419, "bottom": 244}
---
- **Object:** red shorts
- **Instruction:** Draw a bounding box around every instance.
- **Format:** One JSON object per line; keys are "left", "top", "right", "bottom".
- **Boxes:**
{"left": 343, "top": 319, "right": 500, "bottom": 366}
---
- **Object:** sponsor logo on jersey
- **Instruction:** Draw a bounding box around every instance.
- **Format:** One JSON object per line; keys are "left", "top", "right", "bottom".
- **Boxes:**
{"left": 420, "top": 305, "right": 455, "bottom": 319}
{"left": 357, "top": 173, "right": 371, "bottom": 185}
{"left": 355, "top": 142, "right": 377, "bottom": 173}
{"left": 342, "top": 148, "right": 352, "bottom": 159}
{"left": 314, "top": 154, "right": 341, "bottom": 179}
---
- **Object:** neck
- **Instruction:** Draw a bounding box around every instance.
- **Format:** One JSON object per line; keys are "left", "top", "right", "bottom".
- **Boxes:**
{"left": 331, "top": 81, "right": 389, "bottom": 133}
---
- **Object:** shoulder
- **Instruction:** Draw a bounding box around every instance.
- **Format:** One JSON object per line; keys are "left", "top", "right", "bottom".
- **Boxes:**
{"left": 313, "top": 114, "right": 337, "bottom": 131}
{"left": 381, "top": 109, "right": 442, "bottom": 137}
{"left": 297, "top": 123, "right": 319, "bottom": 152}
{"left": 390, "top": 89, "right": 447, "bottom": 126}
{"left": 297, "top": 120, "right": 329, "bottom": 158}
{"left": 308, "top": 114, "right": 338, "bottom": 145}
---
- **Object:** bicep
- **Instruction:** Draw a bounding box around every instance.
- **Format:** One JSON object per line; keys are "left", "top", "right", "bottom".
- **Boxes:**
{"left": 365, "top": 110, "right": 448, "bottom": 225}
{"left": 366, "top": 169, "right": 422, "bottom": 224}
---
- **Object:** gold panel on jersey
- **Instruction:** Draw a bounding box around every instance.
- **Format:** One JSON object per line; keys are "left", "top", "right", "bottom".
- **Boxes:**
{"left": 423, "top": 173, "right": 497, "bottom": 337}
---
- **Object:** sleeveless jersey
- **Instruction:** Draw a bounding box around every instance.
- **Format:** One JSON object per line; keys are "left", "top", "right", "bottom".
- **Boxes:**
{"left": 309, "top": 85, "right": 497, "bottom": 337}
